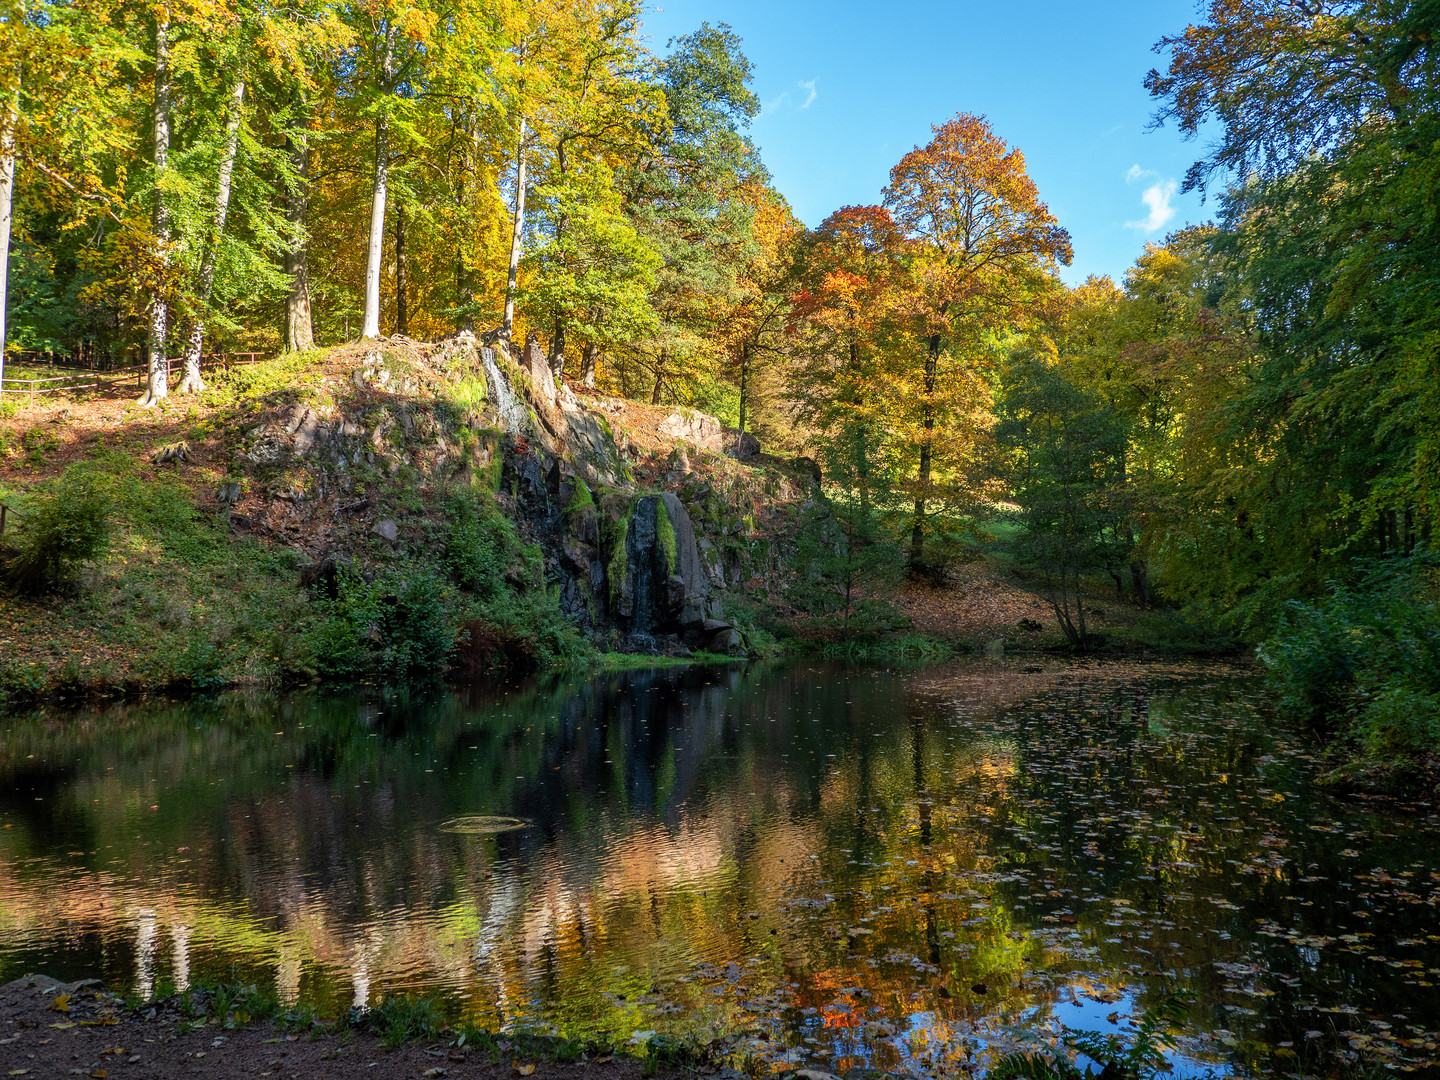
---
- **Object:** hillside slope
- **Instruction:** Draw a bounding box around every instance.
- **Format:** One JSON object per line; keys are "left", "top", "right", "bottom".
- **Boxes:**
{"left": 0, "top": 336, "right": 828, "bottom": 699}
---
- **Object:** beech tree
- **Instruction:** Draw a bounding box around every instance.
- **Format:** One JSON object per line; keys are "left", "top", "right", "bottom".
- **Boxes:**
{"left": 883, "top": 113, "right": 1072, "bottom": 568}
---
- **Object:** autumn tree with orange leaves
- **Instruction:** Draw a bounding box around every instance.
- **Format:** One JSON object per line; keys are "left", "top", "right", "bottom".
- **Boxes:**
{"left": 883, "top": 114, "right": 1072, "bottom": 570}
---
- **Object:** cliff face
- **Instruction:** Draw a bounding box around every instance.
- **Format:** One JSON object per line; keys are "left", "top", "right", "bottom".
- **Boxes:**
{"left": 224, "top": 335, "right": 808, "bottom": 659}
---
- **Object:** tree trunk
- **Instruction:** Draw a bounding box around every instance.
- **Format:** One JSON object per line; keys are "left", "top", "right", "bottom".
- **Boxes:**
{"left": 179, "top": 76, "right": 245, "bottom": 395}
{"left": 361, "top": 22, "right": 396, "bottom": 340}
{"left": 737, "top": 340, "right": 750, "bottom": 434}
{"left": 394, "top": 202, "right": 407, "bottom": 337}
{"left": 283, "top": 122, "right": 313, "bottom": 351}
{"left": 139, "top": 10, "right": 173, "bottom": 408}
{"left": 581, "top": 340, "right": 598, "bottom": 388}
{"left": 0, "top": 72, "right": 17, "bottom": 406}
{"left": 908, "top": 332, "right": 940, "bottom": 568}
{"left": 500, "top": 113, "right": 527, "bottom": 342}
{"left": 549, "top": 316, "right": 566, "bottom": 380}
{"left": 651, "top": 351, "right": 666, "bottom": 405}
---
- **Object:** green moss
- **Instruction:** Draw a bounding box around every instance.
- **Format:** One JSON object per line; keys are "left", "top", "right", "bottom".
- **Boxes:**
{"left": 657, "top": 499, "right": 678, "bottom": 575}
{"left": 607, "top": 506, "right": 632, "bottom": 606}
{"left": 565, "top": 478, "right": 594, "bottom": 514}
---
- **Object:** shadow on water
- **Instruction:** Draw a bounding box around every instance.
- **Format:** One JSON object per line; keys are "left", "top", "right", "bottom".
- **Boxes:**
{"left": 1, "top": 659, "right": 1438, "bottom": 1076}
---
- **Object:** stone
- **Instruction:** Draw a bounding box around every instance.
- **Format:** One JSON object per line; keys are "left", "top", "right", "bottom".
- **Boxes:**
{"left": 658, "top": 408, "right": 723, "bottom": 452}
{"left": 216, "top": 481, "right": 242, "bottom": 504}
{"left": 371, "top": 518, "right": 399, "bottom": 542}
{"left": 659, "top": 492, "right": 707, "bottom": 613}
{"left": 791, "top": 455, "right": 822, "bottom": 483}
{"left": 523, "top": 331, "right": 558, "bottom": 407}
{"left": 724, "top": 427, "right": 761, "bottom": 461}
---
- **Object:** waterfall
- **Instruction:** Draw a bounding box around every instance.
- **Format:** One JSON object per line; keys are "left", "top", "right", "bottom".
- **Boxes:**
{"left": 480, "top": 346, "right": 530, "bottom": 434}
{"left": 626, "top": 496, "right": 659, "bottom": 637}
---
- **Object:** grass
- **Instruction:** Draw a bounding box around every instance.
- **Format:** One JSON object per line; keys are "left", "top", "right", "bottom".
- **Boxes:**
{"left": 813, "top": 633, "right": 957, "bottom": 665}
{"left": 599, "top": 650, "right": 734, "bottom": 670}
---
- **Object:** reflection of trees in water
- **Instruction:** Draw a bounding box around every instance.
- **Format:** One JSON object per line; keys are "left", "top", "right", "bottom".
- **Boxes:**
{"left": 7, "top": 662, "right": 1434, "bottom": 1071}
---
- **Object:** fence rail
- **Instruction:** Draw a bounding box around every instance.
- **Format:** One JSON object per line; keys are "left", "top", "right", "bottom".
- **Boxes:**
{"left": 1, "top": 351, "right": 267, "bottom": 408}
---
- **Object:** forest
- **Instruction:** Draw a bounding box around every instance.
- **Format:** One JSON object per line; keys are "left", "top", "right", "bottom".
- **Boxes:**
{"left": 0, "top": 0, "right": 1437, "bottom": 784}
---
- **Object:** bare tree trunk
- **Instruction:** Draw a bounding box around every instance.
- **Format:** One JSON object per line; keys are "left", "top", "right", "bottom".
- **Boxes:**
{"left": 549, "top": 316, "right": 566, "bottom": 380}
{"left": 361, "top": 22, "right": 395, "bottom": 340}
{"left": 651, "top": 351, "right": 666, "bottom": 405}
{"left": 179, "top": 76, "right": 245, "bottom": 395}
{"left": 139, "top": 10, "right": 173, "bottom": 407}
{"left": 737, "top": 340, "right": 751, "bottom": 433}
{"left": 500, "top": 113, "right": 527, "bottom": 342}
{"left": 394, "top": 202, "right": 407, "bottom": 337}
{"left": 908, "top": 332, "right": 940, "bottom": 568}
{"left": 0, "top": 72, "right": 17, "bottom": 408}
{"left": 581, "top": 340, "right": 598, "bottom": 388}
{"left": 283, "top": 122, "right": 313, "bottom": 351}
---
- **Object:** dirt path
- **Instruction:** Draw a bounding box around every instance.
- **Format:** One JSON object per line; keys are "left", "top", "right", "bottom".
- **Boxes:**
{"left": 0, "top": 976, "right": 711, "bottom": 1080}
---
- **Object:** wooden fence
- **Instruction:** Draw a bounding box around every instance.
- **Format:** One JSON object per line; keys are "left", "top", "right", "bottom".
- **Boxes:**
{"left": 0, "top": 352, "right": 265, "bottom": 409}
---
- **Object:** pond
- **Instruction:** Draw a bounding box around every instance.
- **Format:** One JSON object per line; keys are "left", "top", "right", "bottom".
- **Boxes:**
{"left": 1, "top": 659, "right": 1437, "bottom": 1077}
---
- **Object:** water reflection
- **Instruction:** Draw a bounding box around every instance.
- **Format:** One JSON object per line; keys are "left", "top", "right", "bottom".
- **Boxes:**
{"left": 1, "top": 661, "right": 1437, "bottom": 1076}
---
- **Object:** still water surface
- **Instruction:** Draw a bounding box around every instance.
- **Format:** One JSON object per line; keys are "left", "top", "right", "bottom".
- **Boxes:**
{"left": 2, "top": 660, "right": 1438, "bottom": 1076}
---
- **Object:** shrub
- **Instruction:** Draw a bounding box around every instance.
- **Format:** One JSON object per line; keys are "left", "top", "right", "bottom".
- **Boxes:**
{"left": 444, "top": 494, "right": 516, "bottom": 599}
{"left": 310, "top": 566, "right": 458, "bottom": 677}
{"left": 3, "top": 472, "right": 113, "bottom": 592}
{"left": 1260, "top": 554, "right": 1440, "bottom": 767}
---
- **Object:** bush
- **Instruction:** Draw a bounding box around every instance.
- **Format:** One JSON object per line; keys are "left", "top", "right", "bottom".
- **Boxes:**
{"left": 3, "top": 472, "right": 113, "bottom": 592}
{"left": 1260, "top": 554, "right": 1440, "bottom": 767}
{"left": 444, "top": 493, "right": 517, "bottom": 599}
{"left": 310, "top": 566, "right": 458, "bottom": 678}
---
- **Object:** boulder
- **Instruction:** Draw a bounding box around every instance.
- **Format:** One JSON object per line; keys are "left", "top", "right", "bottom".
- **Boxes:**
{"left": 659, "top": 408, "right": 723, "bottom": 452}
{"left": 659, "top": 492, "right": 707, "bottom": 625}
{"left": 371, "top": 518, "right": 399, "bottom": 542}
{"left": 724, "top": 427, "right": 761, "bottom": 461}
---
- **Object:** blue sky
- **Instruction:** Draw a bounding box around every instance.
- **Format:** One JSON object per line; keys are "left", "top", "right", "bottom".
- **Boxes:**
{"left": 640, "top": 0, "right": 1214, "bottom": 285}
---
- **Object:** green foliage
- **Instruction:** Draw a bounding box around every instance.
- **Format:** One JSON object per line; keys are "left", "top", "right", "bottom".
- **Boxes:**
{"left": 3, "top": 470, "right": 113, "bottom": 593}
{"left": 994, "top": 354, "right": 1125, "bottom": 648}
{"left": 1260, "top": 555, "right": 1440, "bottom": 769}
{"left": 358, "top": 996, "right": 446, "bottom": 1049}
{"left": 991, "top": 993, "right": 1190, "bottom": 1080}
{"left": 310, "top": 567, "right": 456, "bottom": 678}
{"left": 444, "top": 493, "right": 517, "bottom": 600}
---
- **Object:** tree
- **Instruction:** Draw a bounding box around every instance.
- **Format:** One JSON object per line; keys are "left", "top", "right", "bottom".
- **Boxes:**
{"left": 996, "top": 350, "right": 1126, "bottom": 648}
{"left": 883, "top": 113, "right": 1072, "bottom": 569}
{"left": 788, "top": 204, "right": 911, "bottom": 488}
{"left": 614, "top": 22, "right": 763, "bottom": 408}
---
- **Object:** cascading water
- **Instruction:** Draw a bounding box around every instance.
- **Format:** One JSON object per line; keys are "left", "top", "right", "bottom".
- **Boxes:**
{"left": 626, "top": 496, "right": 660, "bottom": 638}
{"left": 480, "top": 346, "right": 531, "bottom": 434}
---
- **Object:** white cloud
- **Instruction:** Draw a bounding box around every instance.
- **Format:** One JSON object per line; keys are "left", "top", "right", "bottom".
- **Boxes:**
{"left": 762, "top": 79, "right": 818, "bottom": 116}
{"left": 1124, "top": 165, "right": 1178, "bottom": 233}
